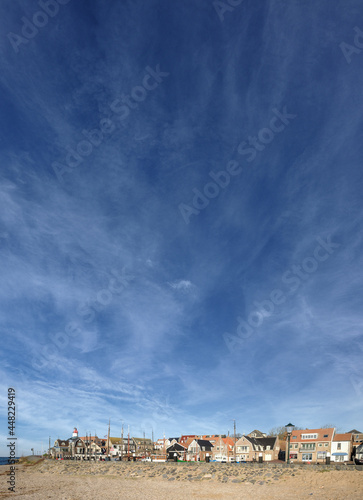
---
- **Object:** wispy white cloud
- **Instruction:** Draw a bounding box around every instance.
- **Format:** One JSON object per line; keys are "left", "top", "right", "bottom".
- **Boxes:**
{"left": 168, "top": 279, "right": 195, "bottom": 291}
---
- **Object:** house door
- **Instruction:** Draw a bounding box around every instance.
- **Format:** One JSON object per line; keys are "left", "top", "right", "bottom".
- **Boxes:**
{"left": 265, "top": 454, "right": 272, "bottom": 461}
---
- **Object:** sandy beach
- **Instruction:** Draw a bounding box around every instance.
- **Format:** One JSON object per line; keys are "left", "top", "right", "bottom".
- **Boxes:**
{"left": 0, "top": 460, "right": 362, "bottom": 499}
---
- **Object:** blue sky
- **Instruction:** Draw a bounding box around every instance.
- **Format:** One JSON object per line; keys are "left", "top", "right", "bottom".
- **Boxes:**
{"left": 1, "top": 0, "right": 363, "bottom": 455}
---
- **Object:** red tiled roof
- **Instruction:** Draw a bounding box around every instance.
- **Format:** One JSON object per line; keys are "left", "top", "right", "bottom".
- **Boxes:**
{"left": 179, "top": 435, "right": 196, "bottom": 445}
{"left": 223, "top": 437, "right": 235, "bottom": 447}
{"left": 290, "top": 428, "right": 335, "bottom": 442}
{"left": 333, "top": 433, "right": 353, "bottom": 441}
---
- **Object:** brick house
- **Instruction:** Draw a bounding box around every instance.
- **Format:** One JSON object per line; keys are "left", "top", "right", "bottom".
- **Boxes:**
{"left": 235, "top": 435, "right": 279, "bottom": 462}
{"left": 52, "top": 428, "right": 87, "bottom": 459}
{"left": 212, "top": 436, "right": 235, "bottom": 461}
{"left": 287, "top": 428, "right": 335, "bottom": 463}
{"left": 187, "top": 439, "right": 214, "bottom": 461}
{"left": 52, "top": 438, "right": 71, "bottom": 459}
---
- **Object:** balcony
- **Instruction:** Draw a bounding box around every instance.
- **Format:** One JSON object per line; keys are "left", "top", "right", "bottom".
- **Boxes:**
{"left": 299, "top": 446, "right": 315, "bottom": 452}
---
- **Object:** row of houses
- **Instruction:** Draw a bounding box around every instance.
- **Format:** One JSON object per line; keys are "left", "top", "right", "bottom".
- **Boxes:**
{"left": 51, "top": 428, "right": 153, "bottom": 460}
{"left": 51, "top": 427, "right": 363, "bottom": 464}
{"left": 163, "top": 431, "right": 281, "bottom": 462}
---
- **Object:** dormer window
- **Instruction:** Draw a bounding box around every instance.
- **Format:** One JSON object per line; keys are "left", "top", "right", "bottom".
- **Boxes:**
{"left": 301, "top": 434, "right": 318, "bottom": 439}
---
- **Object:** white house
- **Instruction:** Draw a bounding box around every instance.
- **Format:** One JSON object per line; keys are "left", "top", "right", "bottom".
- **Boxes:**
{"left": 331, "top": 433, "right": 353, "bottom": 462}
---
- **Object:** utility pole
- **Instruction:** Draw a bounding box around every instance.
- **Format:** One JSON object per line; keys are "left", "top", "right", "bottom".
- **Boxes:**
{"left": 143, "top": 431, "right": 146, "bottom": 457}
{"left": 107, "top": 419, "right": 110, "bottom": 458}
{"left": 152, "top": 428, "right": 154, "bottom": 456}
{"left": 121, "top": 423, "right": 124, "bottom": 461}
{"left": 233, "top": 419, "right": 236, "bottom": 461}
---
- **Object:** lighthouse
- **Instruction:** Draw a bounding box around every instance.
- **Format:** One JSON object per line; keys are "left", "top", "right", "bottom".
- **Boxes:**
{"left": 72, "top": 427, "right": 78, "bottom": 438}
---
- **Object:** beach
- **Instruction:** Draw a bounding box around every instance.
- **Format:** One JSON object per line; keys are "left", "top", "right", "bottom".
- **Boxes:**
{"left": 0, "top": 460, "right": 362, "bottom": 499}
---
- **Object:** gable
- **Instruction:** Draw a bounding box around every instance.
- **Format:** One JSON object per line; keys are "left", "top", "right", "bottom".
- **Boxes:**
{"left": 167, "top": 443, "right": 186, "bottom": 452}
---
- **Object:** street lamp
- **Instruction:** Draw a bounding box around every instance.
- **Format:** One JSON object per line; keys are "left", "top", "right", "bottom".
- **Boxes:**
{"left": 285, "top": 423, "right": 294, "bottom": 464}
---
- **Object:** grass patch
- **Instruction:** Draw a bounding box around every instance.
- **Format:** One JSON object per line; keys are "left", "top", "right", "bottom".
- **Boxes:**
{"left": 18, "top": 456, "right": 44, "bottom": 467}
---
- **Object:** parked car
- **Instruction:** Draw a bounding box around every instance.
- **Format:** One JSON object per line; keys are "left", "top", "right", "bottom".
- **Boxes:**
{"left": 354, "top": 444, "right": 363, "bottom": 465}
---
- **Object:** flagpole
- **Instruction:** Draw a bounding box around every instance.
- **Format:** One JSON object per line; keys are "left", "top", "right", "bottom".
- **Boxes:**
{"left": 128, "top": 425, "right": 130, "bottom": 457}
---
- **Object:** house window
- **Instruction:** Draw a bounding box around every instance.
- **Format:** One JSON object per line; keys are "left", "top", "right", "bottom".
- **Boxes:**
{"left": 301, "top": 434, "right": 317, "bottom": 440}
{"left": 318, "top": 443, "right": 322, "bottom": 447}
{"left": 289, "top": 453, "right": 298, "bottom": 460}
{"left": 301, "top": 443, "right": 315, "bottom": 450}
{"left": 337, "top": 443, "right": 341, "bottom": 450}
{"left": 323, "top": 434, "right": 328, "bottom": 438}
{"left": 292, "top": 436, "right": 297, "bottom": 439}
{"left": 324, "top": 443, "right": 328, "bottom": 447}
{"left": 302, "top": 453, "right": 313, "bottom": 461}
{"left": 266, "top": 446, "right": 270, "bottom": 450}
{"left": 294, "top": 444, "right": 298, "bottom": 449}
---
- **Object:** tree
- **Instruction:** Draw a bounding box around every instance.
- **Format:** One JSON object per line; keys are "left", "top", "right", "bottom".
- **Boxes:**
{"left": 267, "top": 426, "right": 303, "bottom": 440}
